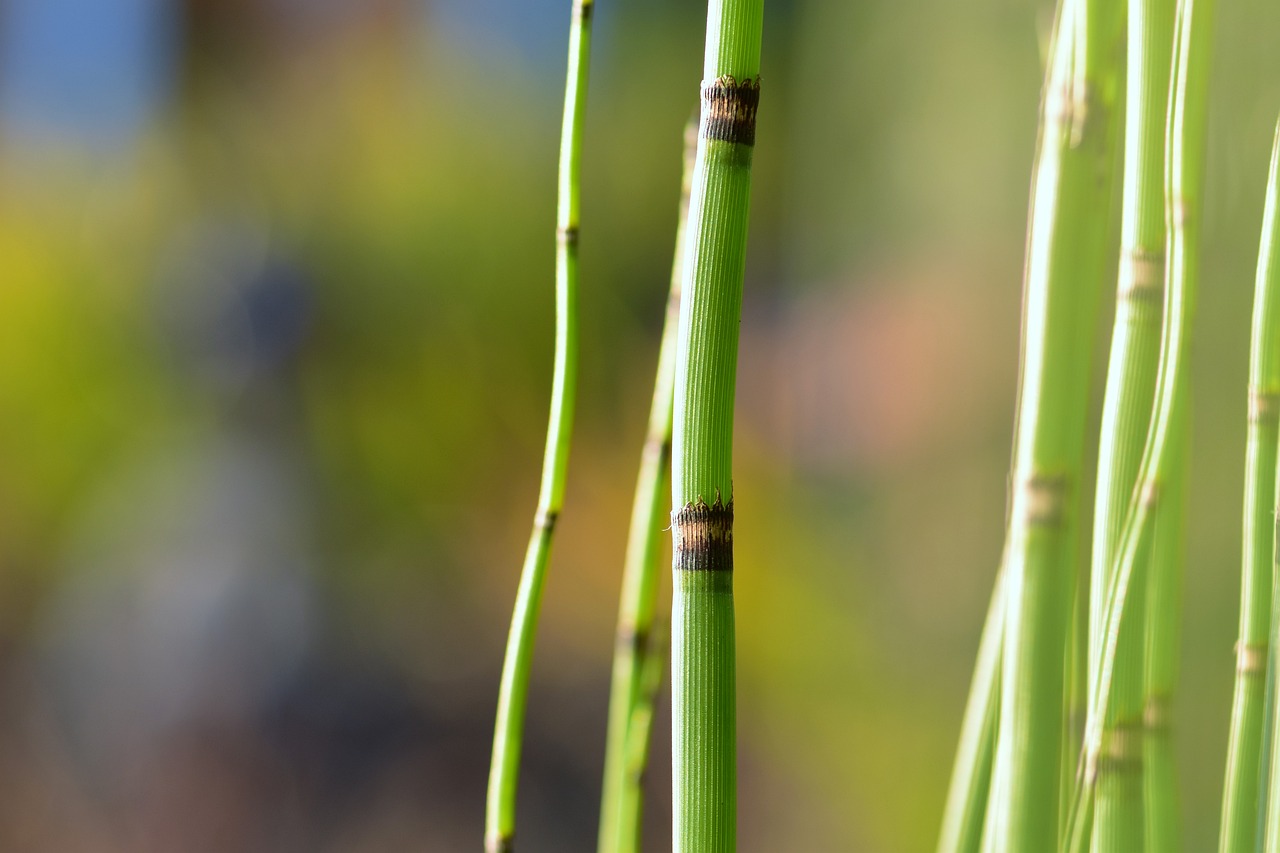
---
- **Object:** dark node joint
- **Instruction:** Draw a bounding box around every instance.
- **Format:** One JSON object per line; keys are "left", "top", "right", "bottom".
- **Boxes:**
{"left": 700, "top": 76, "right": 761, "bottom": 146}
{"left": 575, "top": 0, "right": 593, "bottom": 21}
{"left": 617, "top": 625, "right": 649, "bottom": 654}
{"left": 671, "top": 495, "right": 733, "bottom": 571}
{"left": 485, "top": 833, "right": 514, "bottom": 853}
{"left": 557, "top": 226, "right": 579, "bottom": 246}
{"left": 537, "top": 509, "right": 559, "bottom": 533}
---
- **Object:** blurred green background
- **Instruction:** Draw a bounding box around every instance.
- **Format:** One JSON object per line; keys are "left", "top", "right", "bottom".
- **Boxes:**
{"left": 1, "top": 0, "right": 1279, "bottom": 850}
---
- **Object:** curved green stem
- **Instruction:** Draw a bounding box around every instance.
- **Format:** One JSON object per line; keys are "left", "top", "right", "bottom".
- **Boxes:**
{"left": 485, "top": 1, "right": 592, "bottom": 849}
{"left": 598, "top": 121, "right": 697, "bottom": 853}
{"left": 670, "top": 0, "right": 763, "bottom": 849}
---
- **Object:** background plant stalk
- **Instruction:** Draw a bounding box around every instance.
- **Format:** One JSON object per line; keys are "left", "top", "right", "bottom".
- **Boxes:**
{"left": 979, "top": 0, "right": 1124, "bottom": 849}
{"left": 484, "top": 0, "right": 592, "bottom": 849}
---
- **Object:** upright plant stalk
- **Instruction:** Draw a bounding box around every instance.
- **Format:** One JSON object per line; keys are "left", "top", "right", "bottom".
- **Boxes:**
{"left": 1245, "top": 120, "right": 1280, "bottom": 853}
{"left": 598, "top": 121, "right": 697, "bottom": 853}
{"left": 980, "top": 0, "right": 1124, "bottom": 849}
{"left": 1086, "top": 0, "right": 1175, "bottom": 847}
{"left": 1064, "top": 0, "right": 1214, "bottom": 847}
{"left": 669, "top": 0, "right": 763, "bottom": 848}
{"left": 484, "top": 0, "right": 592, "bottom": 849}
{"left": 1223, "top": 124, "right": 1280, "bottom": 853}
{"left": 1143, "top": 399, "right": 1187, "bottom": 852}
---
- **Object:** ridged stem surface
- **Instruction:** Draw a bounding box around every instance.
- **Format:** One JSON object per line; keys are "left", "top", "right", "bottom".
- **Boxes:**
{"left": 1064, "top": 0, "right": 1214, "bottom": 847}
{"left": 981, "top": 0, "right": 1124, "bottom": 849}
{"left": 484, "top": 2, "right": 592, "bottom": 849}
{"left": 670, "top": 0, "right": 763, "bottom": 849}
{"left": 598, "top": 123, "right": 696, "bottom": 853}
{"left": 1087, "top": 0, "right": 1175, "bottom": 848}
{"left": 1250, "top": 121, "right": 1280, "bottom": 853}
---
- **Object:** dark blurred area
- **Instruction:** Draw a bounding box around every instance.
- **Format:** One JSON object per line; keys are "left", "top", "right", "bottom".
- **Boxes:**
{"left": 0, "top": 0, "right": 1278, "bottom": 850}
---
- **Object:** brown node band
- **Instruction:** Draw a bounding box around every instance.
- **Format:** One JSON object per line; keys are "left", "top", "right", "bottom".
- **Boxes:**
{"left": 701, "top": 76, "right": 761, "bottom": 146}
{"left": 671, "top": 498, "right": 734, "bottom": 571}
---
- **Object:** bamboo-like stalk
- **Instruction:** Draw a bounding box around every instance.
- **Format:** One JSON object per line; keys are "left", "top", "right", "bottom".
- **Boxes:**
{"left": 669, "top": 0, "right": 764, "bottom": 848}
{"left": 1064, "top": 0, "right": 1214, "bottom": 847}
{"left": 484, "top": 1, "right": 593, "bottom": 849}
{"left": 979, "top": 0, "right": 1124, "bottom": 849}
{"left": 1222, "top": 126, "right": 1280, "bottom": 853}
{"left": 598, "top": 120, "right": 697, "bottom": 853}
{"left": 1143, "top": 402, "right": 1187, "bottom": 851}
{"left": 1086, "top": 0, "right": 1176, "bottom": 848}
{"left": 937, "top": 563, "right": 1004, "bottom": 853}
{"left": 1246, "top": 120, "right": 1280, "bottom": 853}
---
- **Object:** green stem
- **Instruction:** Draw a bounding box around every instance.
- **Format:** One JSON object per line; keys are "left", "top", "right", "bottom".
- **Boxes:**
{"left": 670, "top": 0, "right": 763, "bottom": 848}
{"left": 485, "top": 1, "right": 592, "bottom": 849}
{"left": 981, "top": 0, "right": 1124, "bottom": 849}
{"left": 598, "top": 120, "right": 697, "bottom": 853}
{"left": 1087, "top": 0, "right": 1175, "bottom": 848}
{"left": 937, "top": 562, "right": 1004, "bottom": 853}
{"left": 1143, "top": 402, "right": 1187, "bottom": 852}
{"left": 1065, "top": 0, "right": 1214, "bottom": 848}
{"left": 1250, "top": 120, "right": 1280, "bottom": 853}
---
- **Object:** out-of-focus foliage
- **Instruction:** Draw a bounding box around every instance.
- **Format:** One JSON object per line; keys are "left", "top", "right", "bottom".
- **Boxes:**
{"left": 0, "top": 0, "right": 1277, "bottom": 850}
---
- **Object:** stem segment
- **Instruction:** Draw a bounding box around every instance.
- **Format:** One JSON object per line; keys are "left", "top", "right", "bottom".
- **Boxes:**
{"left": 981, "top": 1, "right": 1124, "bottom": 849}
{"left": 485, "top": 1, "right": 592, "bottom": 849}
{"left": 671, "top": 1, "right": 763, "bottom": 848}
{"left": 598, "top": 121, "right": 697, "bottom": 853}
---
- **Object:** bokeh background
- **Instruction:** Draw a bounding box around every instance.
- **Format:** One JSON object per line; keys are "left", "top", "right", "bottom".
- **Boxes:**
{"left": 1, "top": 0, "right": 1279, "bottom": 850}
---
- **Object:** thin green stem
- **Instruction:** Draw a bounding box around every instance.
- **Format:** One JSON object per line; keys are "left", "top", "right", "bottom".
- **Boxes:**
{"left": 937, "top": 562, "right": 1004, "bottom": 853}
{"left": 485, "top": 1, "right": 592, "bottom": 849}
{"left": 1248, "top": 120, "right": 1280, "bottom": 853}
{"left": 598, "top": 121, "right": 697, "bottom": 853}
{"left": 1064, "top": 0, "right": 1214, "bottom": 848}
{"left": 1087, "top": 0, "right": 1175, "bottom": 848}
{"left": 980, "top": 0, "right": 1124, "bottom": 849}
{"left": 1222, "top": 121, "right": 1280, "bottom": 853}
{"left": 670, "top": 0, "right": 763, "bottom": 848}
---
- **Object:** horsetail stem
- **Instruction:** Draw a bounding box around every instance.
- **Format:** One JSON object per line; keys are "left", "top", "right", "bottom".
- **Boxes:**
{"left": 598, "top": 119, "right": 697, "bottom": 853}
{"left": 1086, "top": 0, "right": 1176, "bottom": 848}
{"left": 1244, "top": 120, "right": 1280, "bottom": 853}
{"left": 484, "top": 0, "right": 592, "bottom": 849}
{"left": 980, "top": 0, "right": 1124, "bottom": 849}
{"left": 1065, "top": 0, "right": 1214, "bottom": 848}
{"left": 1221, "top": 123, "right": 1280, "bottom": 852}
{"left": 670, "top": 0, "right": 763, "bottom": 847}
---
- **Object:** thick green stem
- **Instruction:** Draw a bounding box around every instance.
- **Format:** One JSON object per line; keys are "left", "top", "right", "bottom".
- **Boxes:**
{"left": 1248, "top": 121, "right": 1280, "bottom": 853}
{"left": 1087, "top": 0, "right": 1175, "bottom": 848}
{"left": 485, "top": 1, "right": 592, "bottom": 849}
{"left": 598, "top": 121, "right": 697, "bottom": 853}
{"left": 981, "top": 1, "right": 1124, "bottom": 849}
{"left": 1065, "top": 0, "right": 1214, "bottom": 848}
{"left": 670, "top": 0, "right": 763, "bottom": 848}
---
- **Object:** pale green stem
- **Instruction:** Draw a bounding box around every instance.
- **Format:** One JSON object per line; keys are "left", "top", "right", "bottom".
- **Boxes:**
{"left": 1064, "top": 0, "right": 1214, "bottom": 847}
{"left": 598, "top": 121, "right": 697, "bottom": 853}
{"left": 1086, "top": 0, "right": 1175, "bottom": 848}
{"left": 670, "top": 0, "right": 764, "bottom": 848}
{"left": 485, "top": 1, "right": 592, "bottom": 849}
{"left": 1249, "top": 120, "right": 1280, "bottom": 853}
{"left": 980, "top": 0, "right": 1124, "bottom": 849}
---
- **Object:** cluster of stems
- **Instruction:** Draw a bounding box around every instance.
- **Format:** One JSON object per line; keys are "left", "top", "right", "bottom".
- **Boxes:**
{"left": 485, "top": 0, "right": 592, "bottom": 850}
